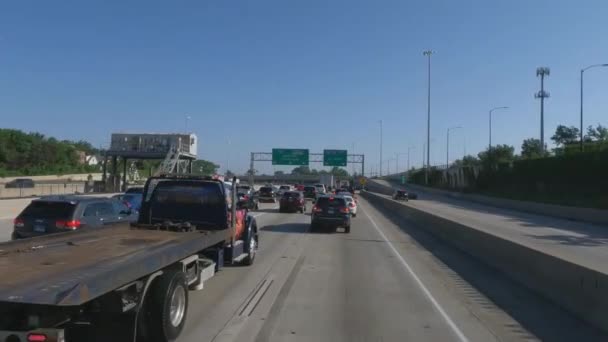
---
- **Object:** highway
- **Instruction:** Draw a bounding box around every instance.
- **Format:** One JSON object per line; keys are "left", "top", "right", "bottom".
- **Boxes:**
{"left": 179, "top": 200, "right": 603, "bottom": 342}
{"left": 0, "top": 195, "right": 605, "bottom": 341}
{"left": 370, "top": 179, "right": 608, "bottom": 274}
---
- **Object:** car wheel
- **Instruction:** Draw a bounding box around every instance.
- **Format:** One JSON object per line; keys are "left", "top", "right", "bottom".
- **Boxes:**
{"left": 139, "top": 270, "right": 188, "bottom": 342}
{"left": 243, "top": 230, "right": 257, "bottom": 265}
{"left": 255, "top": 203, "right": 259, "bottom": 210}
{"left": 344, "top": 225, "right": 351, "bottom": 234}
{"left": 352, "top": 213, "right": 357, "bottom": 217}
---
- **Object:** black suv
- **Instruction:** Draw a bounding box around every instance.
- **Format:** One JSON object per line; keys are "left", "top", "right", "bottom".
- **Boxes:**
{"left": 12, "top": 196, "right": 136, "bottom": 239}
{"left": 392, "top": 189, "right": 409, "bottom": 201}
{"left": 303, "top": 186, "right": 317, "bottom": 200}
{"left": 258, "top": 186, "right": 276, "bottom": 203}
{"left": 311, "top": 195, "right": 351, "bottom": 233}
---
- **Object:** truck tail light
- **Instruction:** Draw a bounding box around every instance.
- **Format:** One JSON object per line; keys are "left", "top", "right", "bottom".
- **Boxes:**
{"left": 56, "top": 220, "right": 81, "bottom": 229}
{"left": 14, "top": 217, "right": 24, "bottom": 228}
{"left": 349, "top": 202, "right": 355, "bottom": 208}
{"left": 312, "top": 206, "right": 322, "bottom": 213}
{"left": 339, "top": 206, "right": 350, "bottom": 214}
{"left": 27, "top": 333, "right": 48, "bottom": 342}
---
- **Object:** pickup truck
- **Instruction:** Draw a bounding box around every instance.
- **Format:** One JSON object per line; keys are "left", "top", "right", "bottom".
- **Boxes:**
{"left": 0, "top": 174, "right": 259, "bottom": 342}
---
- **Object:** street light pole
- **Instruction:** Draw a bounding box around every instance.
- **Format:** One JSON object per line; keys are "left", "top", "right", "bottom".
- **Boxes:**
{"left": 580, "top": 63, "right": 608, "bottom": 151}
{"left": 407, "top": 146, "right": 415, "bottom": 172}
{"left": 489, "top": 107, "right": 509, "bottom": 153}
{"left": 423, "top": 50, "right": 434, "bottom": 184}
{"left": 378, "top": 120, "right": 383, "bottom": 176}
{"left": 446, "top": 126, "right": 462, "bottom": 167}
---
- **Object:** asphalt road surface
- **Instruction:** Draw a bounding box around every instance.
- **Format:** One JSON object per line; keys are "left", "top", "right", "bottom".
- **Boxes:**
{"left": 177, "top": 199, "right": 605, "bottom": 342}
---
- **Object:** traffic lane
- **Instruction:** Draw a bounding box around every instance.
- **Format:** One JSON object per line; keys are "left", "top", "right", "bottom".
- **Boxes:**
{"left": 0, "top": 218, "right": 11, "bottom": 241}
{"left": 356, "top": 197, "right": 608, "bottom": 341}
{"left": 179, "top": 202, "right": 311, "bottom": 342}
{"left": 248, "top": 201, "right": 490, "bottom": 342}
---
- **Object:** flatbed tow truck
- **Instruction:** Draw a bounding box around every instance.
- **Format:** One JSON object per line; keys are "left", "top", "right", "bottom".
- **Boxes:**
{"left": 0, "top": 174, "right": 259, "bottom": 342}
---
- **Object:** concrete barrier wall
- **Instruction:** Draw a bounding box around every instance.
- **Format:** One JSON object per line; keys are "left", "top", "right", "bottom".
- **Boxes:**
{"left": 362, "top": 190, "right": 608, "bottom": 333}
{"left": 0, "top": 173, "right": 103, "bottom": 184}
{"left": 0, "top": 184, "right": 85, "bottom": 199}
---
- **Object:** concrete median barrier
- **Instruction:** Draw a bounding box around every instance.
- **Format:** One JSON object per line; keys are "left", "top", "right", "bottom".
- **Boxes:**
{"left": 362, "top": 190, "right": 608, "bottom": 333}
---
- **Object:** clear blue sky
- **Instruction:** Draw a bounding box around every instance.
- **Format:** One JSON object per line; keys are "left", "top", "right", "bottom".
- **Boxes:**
{"left": 1, "top": 0, "right": 607, "bottom": 175}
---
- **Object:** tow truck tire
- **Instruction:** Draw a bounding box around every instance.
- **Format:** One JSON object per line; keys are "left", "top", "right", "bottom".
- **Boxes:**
{"left": 144, "top": 270, "right": 189, "bottom": 342}
{"left": 243, "top": 229, "right": 257, "bottom": 266}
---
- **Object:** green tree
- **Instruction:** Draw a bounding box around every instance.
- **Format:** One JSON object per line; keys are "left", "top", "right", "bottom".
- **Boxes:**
{"left": 291, "top": 166, "right": 311, "bottom": 175}
{"left": 551, "top": 125, "right": 579, "bottom": 146}
{"left": 329, "top": 166, "right": 349, "bottom": 177}
{"left": 478, "top": 144, "right": 515, "bottom": 165}
{"left": 274, "top": 170, "right": 285, "bottom": 176}
{"left": 453, "top": 155, "right": 480, "bottom": 167}
{"left": 586, "top": 124, "right": 608, "bottom": 142}
{"left": 192, "top": 160, "right": 219, "bottom": 175}
{"left": 521, "top": 138, "right": 548, "bottom": 159}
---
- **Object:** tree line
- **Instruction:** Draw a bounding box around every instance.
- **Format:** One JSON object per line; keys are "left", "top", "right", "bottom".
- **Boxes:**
{"left": 0, "top": 129, "right": 99, "bottom": 177}
{"left": 451, "top": 124, "right": 608, "bottom": 167}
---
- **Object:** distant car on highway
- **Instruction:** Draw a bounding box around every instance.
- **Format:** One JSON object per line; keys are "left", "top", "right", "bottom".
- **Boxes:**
{"left": 4, "top": 178, "right": 35, "bottom": 189}
{"left": 303, "top": 185, "right": 317, "bottom": 200}
{"left": 276, "top": 185, "right": 292, "bottom": 197}
{"left": 12, "top": 196, "right": 136, "bottom": 240}
{"left": 339, "top": 194, "right": 357, "bottom": 217}
{"left": 279, "top": 191, "right": 306, "bottom": 213}
{"left": 258, "top": 186, "right": 276, "bottom": 203}
{"left": 294, "top": 184, "right": 305, "bottom": 191}
{"left": 311, "top": 195, "right": 351, "bottom": 233}
{"left": 392, "top": 189, "right": 409, "bottom": 201}
{"left": 314, "top": 183, "right": 326, "bottom": 194}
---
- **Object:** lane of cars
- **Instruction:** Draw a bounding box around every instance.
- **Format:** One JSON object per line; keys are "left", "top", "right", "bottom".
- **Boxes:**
{"left": 9, "top": 180, "right": 362, "bottom": 240}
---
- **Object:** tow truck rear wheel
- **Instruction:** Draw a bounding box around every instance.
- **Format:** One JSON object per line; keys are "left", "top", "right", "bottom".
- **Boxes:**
{"left": 139, "top": 269, "right": 189, "bottom": 342}
{"left": 243, "top": 229, "right": 257, "bottom": 265}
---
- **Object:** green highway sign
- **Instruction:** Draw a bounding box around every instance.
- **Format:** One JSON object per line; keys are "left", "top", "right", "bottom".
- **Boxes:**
{"left": 323, "top": 149, "right": 347, "bottom": 166}
{"left": 272, "top": 148, "right": 309, "bottom": 165}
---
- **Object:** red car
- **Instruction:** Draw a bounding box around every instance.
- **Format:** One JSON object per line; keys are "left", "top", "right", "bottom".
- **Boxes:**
{"left": 294, "top": 184, "right": 305, "bottom": 191}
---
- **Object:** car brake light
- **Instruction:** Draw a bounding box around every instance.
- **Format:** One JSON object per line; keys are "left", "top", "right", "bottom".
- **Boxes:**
{"left": 27, "top": 333, "right": 47, "bottom": 342}
{"left": 13, "top": 217, "right": 24, "bottom": 228}
{"left": 312, "top": 206, "right": 322, "bottom": 213}
{"left": 243, "top": 195, "right": 249, "bottom": 201}
{"left": 339, "top": 206, "right": 350, "bottom": 213}
{"left": 349, "top": 202, "right": 355, "bottom": 207}
{"left": 56, "top": 220, "right": 81, "bottom": 230}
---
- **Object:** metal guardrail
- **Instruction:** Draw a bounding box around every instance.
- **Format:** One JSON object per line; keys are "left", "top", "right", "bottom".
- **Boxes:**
{"left": 0, "top": 183, "right": 86, "bottom": 199}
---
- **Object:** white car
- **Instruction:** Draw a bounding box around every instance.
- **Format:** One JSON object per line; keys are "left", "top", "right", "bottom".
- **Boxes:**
{"left": 314, "top": 183, "right": 326, "bottom": 194}
{"left": 276, "top": 185, "right": 292, "bottom": 197}
{"left": 341, "top": 194, "right": 357, "bottom": 217}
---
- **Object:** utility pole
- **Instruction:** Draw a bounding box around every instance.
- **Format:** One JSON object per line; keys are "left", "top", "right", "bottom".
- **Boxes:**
{"left": 535, "top": 67, "right": 550, "bottom": 153}
{"left": 423, "top": 50, "right": 434, "bottom": 184}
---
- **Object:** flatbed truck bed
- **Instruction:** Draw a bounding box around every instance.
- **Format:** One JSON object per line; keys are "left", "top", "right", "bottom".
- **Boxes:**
{"left": 0, "top": 224, "right": 226, "bottom": 306}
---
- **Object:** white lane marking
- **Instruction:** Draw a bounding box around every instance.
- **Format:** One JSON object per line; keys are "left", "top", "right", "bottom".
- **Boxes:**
{"left": 362, "top": 207, "right": 469, "bottom": 342}
{"left": 252, "top": 213, "right": 265, "bottom": 218}
{"left": 0, "top": 216, "right": 13, "bottom": 220}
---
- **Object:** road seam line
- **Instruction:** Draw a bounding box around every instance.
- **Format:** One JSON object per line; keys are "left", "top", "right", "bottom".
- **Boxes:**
{"left": 362, "top": 205, "right": 469, "bottom": 342}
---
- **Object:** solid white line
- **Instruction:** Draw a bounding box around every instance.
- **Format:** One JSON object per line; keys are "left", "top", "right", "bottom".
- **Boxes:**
{"left": 362, "top": 207, "right": 469, "bottom": 342}
{"left": 0, "top": 216, "right": 13, "bottom": 220}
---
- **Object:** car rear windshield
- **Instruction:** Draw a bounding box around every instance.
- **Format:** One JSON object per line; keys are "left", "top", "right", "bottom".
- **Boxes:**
{"left": 282, "top": 191, "right": 301, "bottom": 198}
{"left": 279, "top": 186, "right": 290, "bottom": 190}
{"left": 148, "top": 181, "right": 227, "bottom": 226}
{"left": 260, "top": 187, "right": 272, "bottom": 192}
{"left": 237, "top": 185, "right": 250, "bottom": 190}
{"left": 20, "top": 201, "right": 76, "bottom": 219}
{"left": 397, "top": 190, "right": 407, "bottom": 195}
{"left": 316, "top": 197, "right": 346, "bottom": 208}
{"left": 304, "top": 186, "right": 316, "bottom": 192}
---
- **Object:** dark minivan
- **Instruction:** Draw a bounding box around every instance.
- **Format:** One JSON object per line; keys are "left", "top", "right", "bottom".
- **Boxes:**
{"left": 12, "top": 196, "right": 136, "bottom": 240}
{"left": 5, "top": 178, "right": 35, "bottom": 189}
{"left": 310, "top": 195, "right": 351, "bottom": 233}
